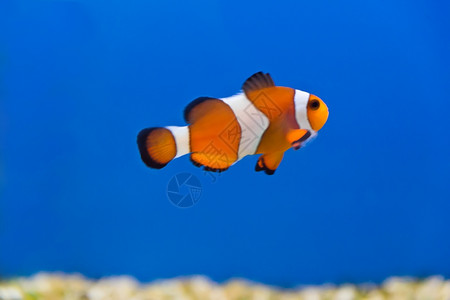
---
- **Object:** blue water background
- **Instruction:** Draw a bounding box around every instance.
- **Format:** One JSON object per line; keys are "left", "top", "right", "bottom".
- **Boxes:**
{"left": 1, "top": 0, "right": 449, "bottom": 286}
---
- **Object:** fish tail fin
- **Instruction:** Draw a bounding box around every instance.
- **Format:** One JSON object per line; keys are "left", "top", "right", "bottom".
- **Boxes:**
{"left": 137, "top": 126, "right": 190, "bottom": 169}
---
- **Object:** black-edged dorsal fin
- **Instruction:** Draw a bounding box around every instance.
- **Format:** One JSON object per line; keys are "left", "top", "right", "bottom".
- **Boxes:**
{"left": 183, "top": 96, "right": 220, "bottom": 124}
{"left": 242, "top": 72, "right": 275, "bottom": 95}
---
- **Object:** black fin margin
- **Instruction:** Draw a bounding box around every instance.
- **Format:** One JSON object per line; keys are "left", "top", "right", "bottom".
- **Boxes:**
{"left": 294, "top": 131, "right": 312, "bottom": 145}
{"left": 190, "top": 154, "right": 229, "bottom": 173}
{"left": 137, "top": 127, "right": 168, "bottom": 169}
{"left": 190, "top": 155, "right": 203, "bottom": 168}
{"left": 183, "top": 96, "right": 216, "bottom": 123}
{"left": 204, "top": 166, "right": 228, "bottom": 173}
{"left": 242, "top": 72, "right": 275, "bottom": 95}
{"left": 255, "top": 157, "right": 276, "bottom": 175}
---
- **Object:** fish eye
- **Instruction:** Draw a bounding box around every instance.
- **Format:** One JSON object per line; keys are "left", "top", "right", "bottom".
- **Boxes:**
{"left": 309, "top": 99, "right": 320, "bottom": 110}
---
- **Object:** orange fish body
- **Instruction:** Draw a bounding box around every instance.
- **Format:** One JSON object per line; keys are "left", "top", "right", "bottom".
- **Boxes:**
{"left": 137, "top": 72, "right": 329, "bottom": 175}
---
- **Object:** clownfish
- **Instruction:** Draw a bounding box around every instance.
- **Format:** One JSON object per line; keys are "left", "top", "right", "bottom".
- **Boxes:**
{"left": 137, "top": 72, "right": 329, "bottom": 175}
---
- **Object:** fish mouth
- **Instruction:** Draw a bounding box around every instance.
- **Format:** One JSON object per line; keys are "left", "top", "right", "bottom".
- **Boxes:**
{"left": 291, "top": 131, "right": 312, "bottom": 150}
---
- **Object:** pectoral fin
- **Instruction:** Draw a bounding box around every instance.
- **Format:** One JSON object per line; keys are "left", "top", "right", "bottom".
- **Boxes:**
{"left": 286, "top": 129, "right": 311, "bottom": 150}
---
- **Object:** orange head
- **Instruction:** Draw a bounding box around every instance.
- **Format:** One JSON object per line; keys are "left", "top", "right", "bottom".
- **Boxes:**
{"left": 306, "top": 94, "right": 329, "bottom": 131}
